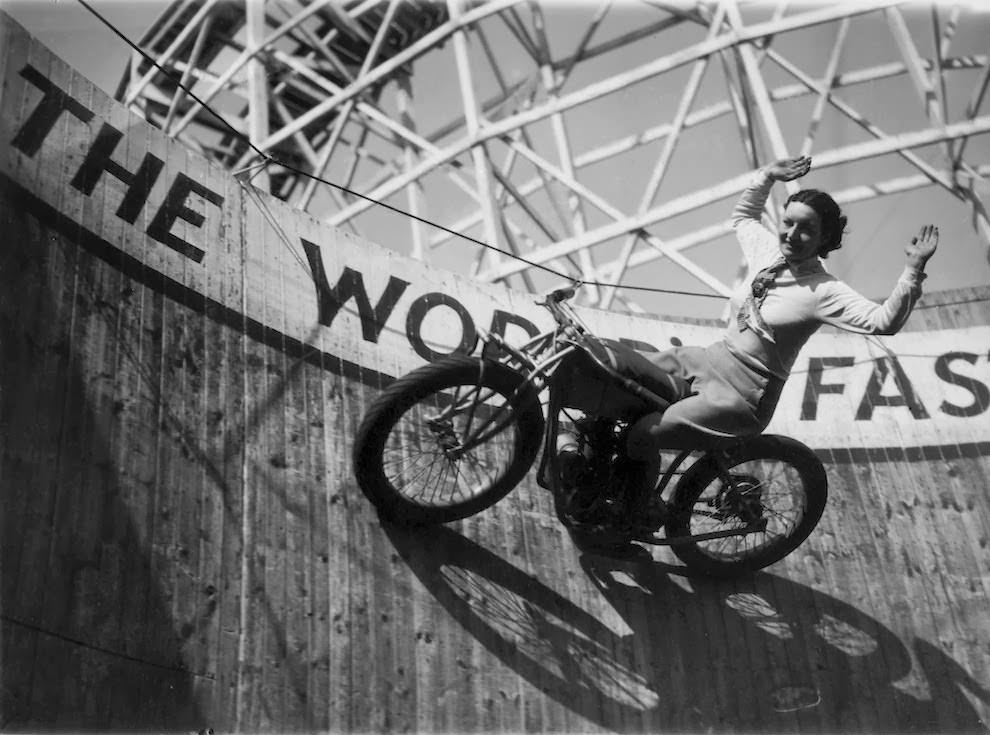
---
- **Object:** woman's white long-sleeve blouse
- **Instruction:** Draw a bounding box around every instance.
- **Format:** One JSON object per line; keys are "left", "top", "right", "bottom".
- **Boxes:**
{"left": 723, "top": 168, "right": 926, "bottom": 379}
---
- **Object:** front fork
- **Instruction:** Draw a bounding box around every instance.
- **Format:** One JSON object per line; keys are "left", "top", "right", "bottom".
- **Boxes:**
{"left": 430, "top": 358, "right": 542, "bottom": 460}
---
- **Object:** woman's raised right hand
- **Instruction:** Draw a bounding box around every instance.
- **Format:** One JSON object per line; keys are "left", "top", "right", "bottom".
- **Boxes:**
{"left": 766, "top": 156, "right": 812, "bottom": 182}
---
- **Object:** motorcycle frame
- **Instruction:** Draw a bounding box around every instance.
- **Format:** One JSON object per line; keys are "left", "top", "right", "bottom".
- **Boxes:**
{"left": 437, "top": 287, "right": 774, "bottom": 548}
{"left": 445, "top": 289, "right": 688, "bottom": 488}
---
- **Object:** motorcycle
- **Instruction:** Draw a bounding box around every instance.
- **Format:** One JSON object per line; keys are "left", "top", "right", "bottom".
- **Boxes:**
{"left": 352, "top": 285, "right": 827, "bottom": 577}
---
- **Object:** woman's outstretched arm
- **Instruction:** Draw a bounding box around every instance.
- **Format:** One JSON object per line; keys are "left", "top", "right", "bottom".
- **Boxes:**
{"left": 732, "top": 156, "right": 812, "bottom": 265}
{"left": 817, "top": 224, "right": 939, "bottom": 335}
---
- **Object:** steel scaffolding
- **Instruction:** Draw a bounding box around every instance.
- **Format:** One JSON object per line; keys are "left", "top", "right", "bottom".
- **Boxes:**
{"left": 115, "top": 0, "right": 990, "bottom": 311}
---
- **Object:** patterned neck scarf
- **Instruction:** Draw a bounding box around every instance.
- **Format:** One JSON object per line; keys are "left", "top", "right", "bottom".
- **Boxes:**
{"left": 736, "top": 257, "right": 789, "bottom": 342}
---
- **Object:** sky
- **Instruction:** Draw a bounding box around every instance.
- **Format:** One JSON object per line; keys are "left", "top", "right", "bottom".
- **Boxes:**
{"left": 1, "top": 0, "right": 167, "bottom": 85}
{"left": 3, "top": 0, "right": 988, "bottom": 320}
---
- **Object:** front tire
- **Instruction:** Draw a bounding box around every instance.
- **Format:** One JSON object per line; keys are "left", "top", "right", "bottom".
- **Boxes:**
{"left": 665, "top": 435, "right": 827, "bottom": 577}
{"left": 353, "top": 355, "right": 545, "bottom": 525}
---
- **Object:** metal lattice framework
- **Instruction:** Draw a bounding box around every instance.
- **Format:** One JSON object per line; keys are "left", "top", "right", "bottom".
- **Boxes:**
{"left": 115, "top": 0, "right": 990, "bottom": 312}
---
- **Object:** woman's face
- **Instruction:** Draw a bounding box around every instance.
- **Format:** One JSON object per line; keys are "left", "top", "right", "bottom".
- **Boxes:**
{"left": 778, "top": 201, "right": 824, "bottom": 263}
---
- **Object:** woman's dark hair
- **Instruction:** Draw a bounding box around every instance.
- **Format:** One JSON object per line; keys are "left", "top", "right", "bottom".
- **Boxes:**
{"left": 785, "top": 188, "right": 848, "bottom": 258}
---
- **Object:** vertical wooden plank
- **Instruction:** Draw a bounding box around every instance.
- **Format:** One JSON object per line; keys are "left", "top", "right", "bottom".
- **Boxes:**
{"left": 390, "top": 531, "right": 419, "bottom": 733}
{"left": 0, "top": 32, "right": 54, "bottom": 699}
{"left": 346, "top": 508, "right": 372, "bottom": 732}
{"left": 143, "top": 141, "right": 179, "bottom": 689}
{"left": 302, "top": 354, "right": 330, "bottom": 731}
{"left": 185, "top": 163, "right": 229, "bottom": 725}
{"left": 214, "top": 177, "right": 247, "bottom": 729}
{"left": 696, "top": 570, "right": 744, "bottom": 729}
{"left": 27, "top": 42, "right": 101, "bottom": 728}
{"left": 237, "top": 193, "right": 267, "bottom": 731}
{"left": 640, "top": 569, "right": 688, "bottom": 730}
{"left": 326, "top": 226, "right": 364, "bottom": 734}
{"left": 0, "top": 9, "right": 13, "bottom": 115}
{"left": 338, "top": 230, "right": 378, "bottom": 729}
{"left": 720, "top": 576, "right": 783, "bottom": 735}
{"left": 168, "top": 143, "right": 206, "bottom": 692}
{"left": 271, "top": 211, "right": 310, "bottom": 728}
{"left": 126, "top": 70, "right": 179, "bottom": 722}
{"left": 100, "top": 72, "right": 151, "bottom": 695}
{"left": 67, "top": 63, "right": 117, "bottom": 725}
{"left": 324, "top": 359, "right": 350, "bottom": 735}
{"left": 106, "top": 107, "right": 167, "bottom": 723}
{"left": 369, "top": 520, "right": 398, "bottom": 731}
{"left": 161, "top": 146, "right": 197, "bottom": 687}
{"left": 0, "top": 216, "right": 59, "bottom": 727}
{"left": 188, "top": 163, "right": 229, "bottom": 720}
{"left": 410, "top": 518, "right": 440, "bottom": 734}
{"left": 6, "top": 26, "right": 65, "bottom": 629}
{"left": 800, "top": 465, "right": 865, "bottom": 733}
{"left": 110, "top": 115, "right": 151, "bottom": 668}
{"left": 827, "top": 455, "right": 909, "bottom": 730}
{"left": 78, "top": 63, "right": 140, "bottom": 729}
{"left": 261, "top": 211, "right": 290, "bottom": 730}
{"left": 287, "top": 364, "right": 315, "bottom": 729}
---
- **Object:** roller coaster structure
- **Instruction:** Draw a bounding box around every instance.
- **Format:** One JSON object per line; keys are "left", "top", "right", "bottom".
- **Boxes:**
{"left": 115, "top": 0, "right": 990, "bottom": 311}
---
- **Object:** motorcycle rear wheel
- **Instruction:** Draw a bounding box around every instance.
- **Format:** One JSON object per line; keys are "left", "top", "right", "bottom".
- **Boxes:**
{"left": 665, "top": 435, "right": 827, "bottom": 577}
{"left": 353, "top": 355, "right": 544, "bottom": 525}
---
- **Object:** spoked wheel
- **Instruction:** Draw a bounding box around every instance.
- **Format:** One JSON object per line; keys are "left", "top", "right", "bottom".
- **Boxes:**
{"left": 353, "top": 355, "right": 545, "bottom": 525}
{"left": 665, "top": 435, "right": 827, "bottom": 577}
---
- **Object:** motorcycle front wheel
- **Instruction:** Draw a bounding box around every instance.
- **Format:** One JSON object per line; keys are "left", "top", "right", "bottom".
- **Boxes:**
{"left": 665, "top": 435, "right": 827, "bottom": 577}
{"left": 353, "top": 355, "right": 545, "bottom": 525}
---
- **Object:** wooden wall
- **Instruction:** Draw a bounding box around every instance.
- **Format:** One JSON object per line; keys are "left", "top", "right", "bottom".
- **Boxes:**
{"left": 2, "top": 13, "right": 989, "bottom": 733}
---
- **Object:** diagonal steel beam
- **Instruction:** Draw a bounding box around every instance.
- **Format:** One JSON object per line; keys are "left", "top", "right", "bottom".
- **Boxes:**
{"left": 478, "top": 115, "right": 990, "bottom": 282}
{"left": 326, "top": 0, "right": 910, "bottom": 227}
{"left": 496, "top": 136, "right": 734, "bottom": 295}
{"left": 799, "top": 18, "right": 849, "bottom": 156}
{"left": 583, "top": 163, "right": 990, "bottom": 283}
{"left": 600, "top": 0, "right": 729, "bottom": 309}
{"left": 450, "top": 0, "right": 503, "bottom": 252}
{"left": 767, "top": 48, "right": 956, "bottom": 192}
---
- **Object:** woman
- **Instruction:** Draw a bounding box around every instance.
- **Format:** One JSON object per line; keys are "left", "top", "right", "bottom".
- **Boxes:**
{"left": 616, "top": 155, "right": 938, "bottom": 526}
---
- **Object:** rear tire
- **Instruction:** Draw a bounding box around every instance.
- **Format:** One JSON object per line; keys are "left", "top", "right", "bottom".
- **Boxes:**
{"left": 665, "top": 435, "right": 827, "bottom": 577}
{"left": 353, "top": 355, "right": 544, "bottom": 525}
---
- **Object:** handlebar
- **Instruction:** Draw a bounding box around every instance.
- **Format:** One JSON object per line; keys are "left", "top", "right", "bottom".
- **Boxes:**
{"left": 538, "top": 282, "right": 597, "bottom": 339}
{"left": 540, "top": 282, "right": 579, "bottom": 305}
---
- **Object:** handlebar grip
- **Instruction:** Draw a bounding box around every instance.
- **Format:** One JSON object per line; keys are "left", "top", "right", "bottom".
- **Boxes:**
{"left": 548, "top": 286, "right": 576, "bottom": 303}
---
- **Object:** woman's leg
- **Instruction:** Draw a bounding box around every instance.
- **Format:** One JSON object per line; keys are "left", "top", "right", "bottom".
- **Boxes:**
{"left": 626, "top": 393, "right": 753, "bottom": 456}
{"left": 612, "top": 346, "right": 702, "bottom": 527}
{"left": 625, "top": 343, "right": 769, "bottom": 457}
{"left": 601, "top": 340, "right": 691, "bottom": 406}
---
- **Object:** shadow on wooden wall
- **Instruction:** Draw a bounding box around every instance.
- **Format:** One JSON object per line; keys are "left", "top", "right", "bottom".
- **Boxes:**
{"left": 384, "top": 521, "right": 989, "bottom": 732}
{"left": 0, "top": 213, "right": 204, "bottom": 731}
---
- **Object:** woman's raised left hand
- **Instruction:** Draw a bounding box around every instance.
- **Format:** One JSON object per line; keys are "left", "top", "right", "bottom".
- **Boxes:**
{"left": 905, "top": 224, "right": 938, "bottom": 269}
